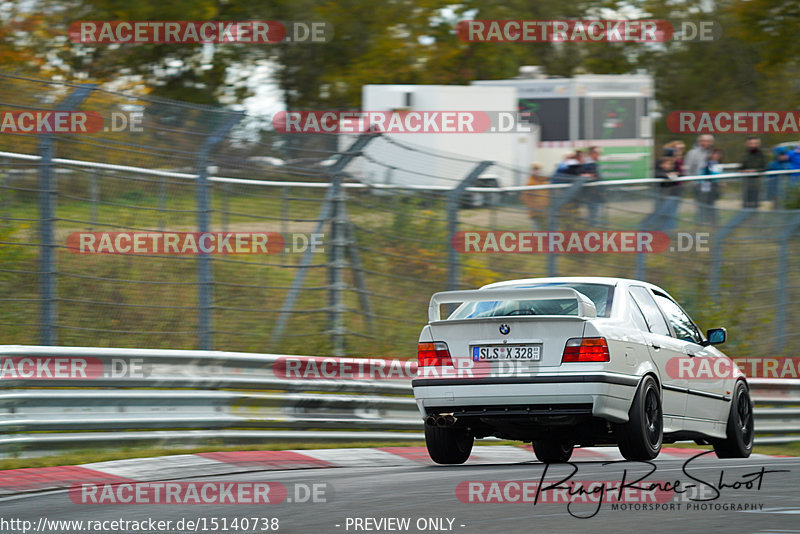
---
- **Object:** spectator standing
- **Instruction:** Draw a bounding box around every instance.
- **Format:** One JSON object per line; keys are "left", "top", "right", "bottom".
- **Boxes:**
{"left": 685, "top": 135, "right": 714, "bottom": 223}
{"left": 684, "top": 134, "right": 714, "bottom": 177}
{"left": 672, "top": 141, "right": 686, "bottom": 175}
{"left": 551, "top": 151, "right": 580, "bottom": 185}
{"left": 562, "top": 151, "right": 584, "bottom": 175}
{"left": 654, "top": 157, "right": 681, "bottom": 231}
{"left": 740, "top": 137, "right": 767, "bottom": 209}
{"left": 698, "top": 148, "right": 724, "bottom": 226}
{"left": 552, "top": 150, "right": 586, "bottom": 223}
{"left": 555, "top": 152, "right": 576, "bottom": 174}
{"left": 522, "top": 163, "right": 549, "bottom": 230}
{"left": 581, "top": 146, "right": 603, "bottom": 225}
{"left": 786, "top": 142, "right": 800, "bottom": 189}
{"left": 663, "top": 141, "right": 686, "bottom": 175}
{"left": 767, "top": 146, "right": 793, "bottom": 207}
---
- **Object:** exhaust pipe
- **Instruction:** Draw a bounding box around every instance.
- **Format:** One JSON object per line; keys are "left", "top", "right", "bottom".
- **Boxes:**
{"left": 426, "top": 414, "right": 458, "bottom": 427}
{"left": 426, "top": 413, "right": 458, "bottom": 427}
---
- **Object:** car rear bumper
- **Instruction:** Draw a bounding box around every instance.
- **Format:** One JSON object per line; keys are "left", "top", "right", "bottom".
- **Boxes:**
{"left": 411, "top": 372, "right": 640, "bottom": 424}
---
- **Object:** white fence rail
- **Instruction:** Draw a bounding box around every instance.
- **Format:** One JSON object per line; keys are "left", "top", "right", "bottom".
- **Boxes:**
{"left": 1, "top": 346, "right": 798, "bottom": 457}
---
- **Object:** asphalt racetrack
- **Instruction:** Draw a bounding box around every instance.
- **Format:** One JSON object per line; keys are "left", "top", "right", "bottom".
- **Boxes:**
{"left": 2, "top": 449, "right": 799, "bottom": 534}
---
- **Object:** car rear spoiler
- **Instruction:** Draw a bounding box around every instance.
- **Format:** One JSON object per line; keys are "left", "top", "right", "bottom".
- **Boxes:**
{"left": 428, "top": 287, "right": 597, "bottom": 322}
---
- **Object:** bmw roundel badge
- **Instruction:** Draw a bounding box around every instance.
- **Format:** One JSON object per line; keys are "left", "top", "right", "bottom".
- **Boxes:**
{"left": 499, "top": 324, "right": 510, "bottom": 335}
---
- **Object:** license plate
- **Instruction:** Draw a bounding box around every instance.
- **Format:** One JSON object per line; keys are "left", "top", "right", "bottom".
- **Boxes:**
{"left": 472, "top": 344, "right": 542, "bottom": 361}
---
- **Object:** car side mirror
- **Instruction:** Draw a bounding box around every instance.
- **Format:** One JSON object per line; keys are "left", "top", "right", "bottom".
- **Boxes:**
{"left": 705, "top": 327, "right": 727, "bottom": 346}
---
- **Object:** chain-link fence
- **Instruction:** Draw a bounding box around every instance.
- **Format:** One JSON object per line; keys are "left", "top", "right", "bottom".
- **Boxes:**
{"left": 1, "top": 74, "right": 799, "bottom": 359}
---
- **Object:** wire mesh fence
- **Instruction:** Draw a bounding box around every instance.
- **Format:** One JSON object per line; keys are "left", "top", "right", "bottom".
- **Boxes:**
{"left": 0, "top": 73, "right": 798, "bottom": 360}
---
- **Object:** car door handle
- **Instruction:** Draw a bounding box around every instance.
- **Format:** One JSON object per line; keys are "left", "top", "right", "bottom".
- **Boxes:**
{"left": 651, "top": 344, "right": 661, "bottom": 350}
{"left": 685, "top": 351, "right": 696, "bottom": 357}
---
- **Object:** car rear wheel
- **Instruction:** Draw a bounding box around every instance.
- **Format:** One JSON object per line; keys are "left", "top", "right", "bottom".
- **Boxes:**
{"left": 533, "top": 439, "right": 575, "bottom": 463}
{"left": 425, "top": 425, "right": 473, "bottom": 464}
{"left": 618, "top": 375, "right": 663, "bottom": 461}
{"left": 713, "top": 381, "right": 754, "bottom": 458}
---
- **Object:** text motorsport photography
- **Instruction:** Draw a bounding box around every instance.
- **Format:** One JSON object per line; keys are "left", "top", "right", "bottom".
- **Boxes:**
{"left": 456, "top": 451, "right": 785, "bottom": 519}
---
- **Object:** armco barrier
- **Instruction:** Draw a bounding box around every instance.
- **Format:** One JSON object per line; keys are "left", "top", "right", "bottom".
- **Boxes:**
{"left": 0, "top": 346, "right": 798, "bottom": 457}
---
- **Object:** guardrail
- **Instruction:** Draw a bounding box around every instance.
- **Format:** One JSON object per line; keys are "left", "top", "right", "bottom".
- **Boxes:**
{"left": 1, "top": 346, "right": 798, "bottom": 457}
{"left": 3, "top": 148, "right": 799, "bottom": 193}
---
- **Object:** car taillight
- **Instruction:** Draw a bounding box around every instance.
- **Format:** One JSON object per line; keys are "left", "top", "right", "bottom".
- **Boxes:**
{"left": 418, "top": 341, "right": 453, "bottom": 367}
{"left": 562, "top": 337, "right": 610, "bottom": 363}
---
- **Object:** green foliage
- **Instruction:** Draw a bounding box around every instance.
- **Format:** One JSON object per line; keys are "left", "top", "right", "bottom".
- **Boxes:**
{"left": 0, "top": 0, "right": 794, "bottom": 157}
{"left": 8, "top": 0, "right": 796, "bottom": 121}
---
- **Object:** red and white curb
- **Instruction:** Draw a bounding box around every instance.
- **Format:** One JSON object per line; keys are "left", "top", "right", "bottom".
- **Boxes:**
{"left": 0, "top": 446, "right": 778, "bottom": 497}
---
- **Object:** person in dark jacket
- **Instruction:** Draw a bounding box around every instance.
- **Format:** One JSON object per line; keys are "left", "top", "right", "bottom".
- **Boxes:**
{"left": 655, "top": 157, "right": 681, "bottom": 230}
{"left": 787, "top": 142, "right": 800, "bottom": 189}
{"left": 663, "top": 141, "right": 686, "bottom": 175}
{"left": 767, "top": 146, "right": 793, "bottom": 206}
{"left": 698, "top": 148, "right": 723, "bottom": 226}
{"left": 550, "top": 151, "right": 584, "bottom": 222}
{"left": 656, "top": 156, "right": 682, "bottom": 194}
{"left": 581, "top": 146, "right": 603, "bottom": 225}
{"left": 562, "top": 150, "right": 585, "bottom": 176}
{"left": 740, "top": 137, "right": 767, "bottom": 209}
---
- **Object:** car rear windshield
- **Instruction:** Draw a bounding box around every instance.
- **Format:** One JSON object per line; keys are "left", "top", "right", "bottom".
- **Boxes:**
{"left": 448, "top": 283, "right": 614, "bottom": 319}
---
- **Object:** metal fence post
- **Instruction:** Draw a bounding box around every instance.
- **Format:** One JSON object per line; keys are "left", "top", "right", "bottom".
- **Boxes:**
{"left": 271, "top": 133, "right": 378, "bottom": 351}
{"left": 281, "top": 185, "right": 289, "bottom": 249}
{"left": 158, "top": 174, "right": 167, "bottom": 231}
{"left": 0, "top": 158, "right": 7, "bottom": 210}
{"left": 194, "top": 112, "right": 243, "bottom": 351}
{"left": 221, "top": 181, "right": 229, "bottom": 232}
{"left": 345, "top": 217, "right": 374, "bottom": 331}
{"left": 447, "top": 161, "right": 493, "bottom": 291}
{"left": 0, "top": 158, "right": 5, "bottom": 203}
{"left": 329, "top": 175, "right": 347, "bottom": 356}
{"left": 776, "top": 213, "right": 800, "bottom": 352}
{"left": 546, "top": 201, "right": 557, "bottom": 277}
{"left": 271, "top": 186, "right": 334, "bottom": 351}
{"left": 37, "top": 84, "right": 95, "bottom": 345}
{"left": 89, "top": 169, "right": 99, "bottom": 231}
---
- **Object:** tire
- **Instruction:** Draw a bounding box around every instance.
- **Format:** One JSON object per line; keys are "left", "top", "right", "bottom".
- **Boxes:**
{"left": 713, "top": 381, "right": 754, "bottom": 458}
{"left": 533, "top": 439, "right": 575, "bottom": 463}
{"left": 618, "top": 375, "right": 663, "bottom": 461}
{"left": 425, "top": 425, "right": 473, "bottom": 464}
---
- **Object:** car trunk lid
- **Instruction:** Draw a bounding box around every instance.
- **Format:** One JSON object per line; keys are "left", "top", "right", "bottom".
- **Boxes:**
{"left": 425, "top": 287, "right": 595, "bottom": 376}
